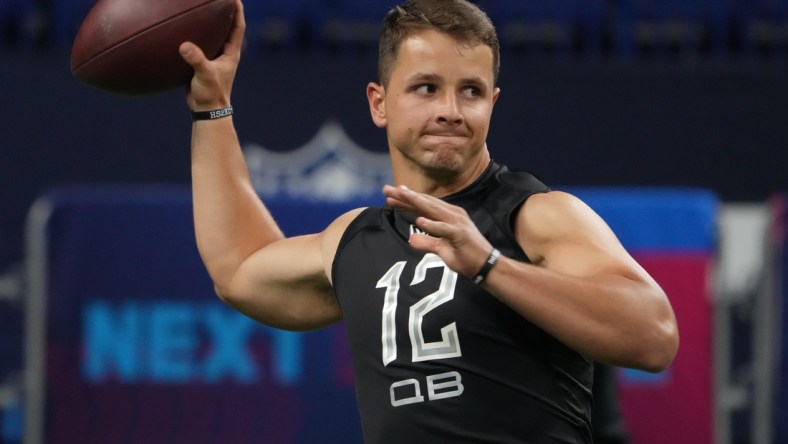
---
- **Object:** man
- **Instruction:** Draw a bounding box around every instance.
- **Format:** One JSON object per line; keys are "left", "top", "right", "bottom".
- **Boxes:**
{"left": 179, "top": 0, "right": 678, "bottom": 442}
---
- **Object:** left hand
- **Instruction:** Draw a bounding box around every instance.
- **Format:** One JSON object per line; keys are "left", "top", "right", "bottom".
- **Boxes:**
{"left": 383, "top": 185, "right": 494, "bottom": 279}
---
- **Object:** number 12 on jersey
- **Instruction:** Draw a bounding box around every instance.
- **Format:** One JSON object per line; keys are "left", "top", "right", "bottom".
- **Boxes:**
{"left": 376, "top": 253, "right": 465, "bottom": 406}
{"left": 377, "top": 253, "right": 463, "bottom": 407}
{"left": 376, "top": 253, "right": 463, "bottom": 366}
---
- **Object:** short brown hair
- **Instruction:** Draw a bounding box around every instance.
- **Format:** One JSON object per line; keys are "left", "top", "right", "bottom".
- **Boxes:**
{"left": 377, "top": 0, "right": 500, "bottom": 86}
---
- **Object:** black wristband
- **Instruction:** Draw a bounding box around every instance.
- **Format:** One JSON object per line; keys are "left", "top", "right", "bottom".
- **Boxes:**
{"left": 191, "top": 106, "right": 233, "bottom": 121}
{"left": 472, "top": 248, "right": 501, "bottom": 284}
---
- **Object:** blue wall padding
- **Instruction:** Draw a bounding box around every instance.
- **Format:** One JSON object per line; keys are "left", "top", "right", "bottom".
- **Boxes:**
{"left": 567, "top": 188, "right": 719, "bottom": 252}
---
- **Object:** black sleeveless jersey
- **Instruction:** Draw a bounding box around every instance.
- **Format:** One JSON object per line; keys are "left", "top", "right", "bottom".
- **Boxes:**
{"left": 332, "top": 162, "right": 593, "bottom": 444}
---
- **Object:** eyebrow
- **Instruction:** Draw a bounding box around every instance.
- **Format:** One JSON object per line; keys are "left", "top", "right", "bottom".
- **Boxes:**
{"left": 406, "top": 73, "right": 441, "bottom": 84}
{"left": 405, "top": 72, "right": 489, "bottom": 87}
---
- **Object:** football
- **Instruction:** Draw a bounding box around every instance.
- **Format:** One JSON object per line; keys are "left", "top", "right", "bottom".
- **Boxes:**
{"left": 70, "top": 0, "right": 235, "bottom": 95}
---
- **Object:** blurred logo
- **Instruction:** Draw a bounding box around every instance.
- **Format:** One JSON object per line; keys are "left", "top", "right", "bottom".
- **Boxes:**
{"left": 82, "top": 300, "right": 303, "bottom": 385}
{"left": 242, "top": 121, "right": 392, "bottom": 202}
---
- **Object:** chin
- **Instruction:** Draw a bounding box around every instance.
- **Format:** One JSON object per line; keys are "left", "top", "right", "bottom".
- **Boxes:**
{"left": 425, "top": 149, "right": 463, "bottom": 169}
{"left": 420, "top": 156, "right": 468, "bottom": 181}
{"left": 394, "top": 141, "right": 475, "bottom": 177}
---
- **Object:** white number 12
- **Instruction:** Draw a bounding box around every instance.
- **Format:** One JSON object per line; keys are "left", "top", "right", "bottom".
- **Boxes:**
{"left": 375, "top": 253, "right": 462, "bottom": 366}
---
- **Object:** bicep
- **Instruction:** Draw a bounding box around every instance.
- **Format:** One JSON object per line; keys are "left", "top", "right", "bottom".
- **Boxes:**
{"left": 517, "top": 192, "right": 651, "bottom": 282}
{"left": 223, "top": 234, "right": 341, "bottom": 331}
{"left": 219, "top": 207, "right": 366, "bottom": 331}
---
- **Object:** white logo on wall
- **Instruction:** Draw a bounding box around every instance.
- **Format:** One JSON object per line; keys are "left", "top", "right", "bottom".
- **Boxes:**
{"left": 242, "top": 121, "right": 392, "bottom": 202}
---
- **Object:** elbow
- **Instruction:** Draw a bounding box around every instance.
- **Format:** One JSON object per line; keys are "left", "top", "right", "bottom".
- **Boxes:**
{"left": 628, "top": 285, "right": 680, "bottom": 373}
{"left": 214, "top": 283, "right": 245, "bottom": 309}
{"left": 632, "top": 320, "right": 680, "bottom": 373}
{"left": 214, "top": 283, "right": 231, "bottom": 302}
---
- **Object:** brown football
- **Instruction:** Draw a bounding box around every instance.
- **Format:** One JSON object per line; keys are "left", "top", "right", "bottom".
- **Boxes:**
{"left": 70, "top": 0, "right": 235, "bottom": 95}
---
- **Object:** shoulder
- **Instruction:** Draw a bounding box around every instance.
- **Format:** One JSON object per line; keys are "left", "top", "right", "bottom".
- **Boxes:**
{"left": 483, "top": 166, "right": 550, "bottom": 217}
{"left": 466, "top": 165, "right": 550, "bottom": 226}
{"left": 521, "top": 191, "right": 597, "bottom": 223}
{"left": 516, "top": 191, "right": 617, "bottom": 265}
{"left": 494, "top": 169, "right": 550, "bottom": 193}
{"left": 481, "top": 165, "right": 550, "bottom": 203}
{"left": 321, "top": 207, "right": 370, "bottom": 284}
{"left": 323, "top": 207, "right": 369, "bottom": 253}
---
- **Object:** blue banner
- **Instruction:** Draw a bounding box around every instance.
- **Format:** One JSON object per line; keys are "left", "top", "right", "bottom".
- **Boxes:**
{"left": 29, "top": 184, "right": 718, "bottom": 444}
{"left": 32, "top": 185, "right": 372, "bottom": 444}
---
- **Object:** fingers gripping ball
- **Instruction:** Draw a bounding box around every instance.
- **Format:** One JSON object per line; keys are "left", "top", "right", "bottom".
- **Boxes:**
{"left": 70, "top": 0, "right": 235, "bottom": 96}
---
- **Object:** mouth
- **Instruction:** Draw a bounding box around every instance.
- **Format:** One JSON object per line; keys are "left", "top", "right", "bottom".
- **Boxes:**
{"left": 420, "top": 135, "right": 467, "bottom": 151}
{"left": 422, "top": 133, "right": 469, "bottom": 140}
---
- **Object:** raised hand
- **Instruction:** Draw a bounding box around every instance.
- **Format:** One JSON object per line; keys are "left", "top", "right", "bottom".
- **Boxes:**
{"left": 179, "top": 0, "right": 246, "bottom": 111}
{"left": 383, "top": 184, "right": 494, "bottom": 279}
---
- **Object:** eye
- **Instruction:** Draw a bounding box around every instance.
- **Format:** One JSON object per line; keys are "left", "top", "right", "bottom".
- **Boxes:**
{"left": 415, "top": 84, "right": 437, "bottom": 95}
{"left": 461, "top": 86, "right": 482, "bottom": 97}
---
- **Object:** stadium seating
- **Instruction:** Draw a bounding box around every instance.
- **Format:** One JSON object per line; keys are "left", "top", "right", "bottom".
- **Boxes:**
{"left": 243, "top": 0, "right": 328, "bottom": 52}
{"left": 0, "top": 0, "right": 34, "bottom": 49}
{"left": 738, "top": 0, "right": 788, "bottom": 57}
{"left": 1, "top": 0, "right": 787, "bottom": 59}
{"left": 48, "top": 0, "right": 96, "bottom": 49}
{"left": 614, "top": 0, "right": 737, "bottom": 58}
{"left": 481, "top": 0, "right": 609, "bottom": 57}
{"left": 323, "top": 0, "right": 390, "bottom": 52}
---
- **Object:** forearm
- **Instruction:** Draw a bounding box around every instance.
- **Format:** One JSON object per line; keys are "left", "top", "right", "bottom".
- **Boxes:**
{"left": 481, "top": 257, "right": 678, "bottom": 372}
{"left": 191, "top": 117, "right": 284, "bottom": 291}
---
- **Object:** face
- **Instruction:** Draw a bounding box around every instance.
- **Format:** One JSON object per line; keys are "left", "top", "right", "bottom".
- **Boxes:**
{"left": 368, "top": 29, "right": 500, "bottom": 180}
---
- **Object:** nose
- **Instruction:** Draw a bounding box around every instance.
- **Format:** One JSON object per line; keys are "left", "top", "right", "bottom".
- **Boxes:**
{"left": 436, "top": 92, "right": 463, "bottom": 126}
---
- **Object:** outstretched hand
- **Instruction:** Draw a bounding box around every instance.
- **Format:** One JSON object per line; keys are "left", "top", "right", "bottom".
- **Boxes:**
{"left": 383, "top": 185, "right": 494, "bottom": 279}
{"left": 179, "top": 0, "right": 245, "bottom": 111}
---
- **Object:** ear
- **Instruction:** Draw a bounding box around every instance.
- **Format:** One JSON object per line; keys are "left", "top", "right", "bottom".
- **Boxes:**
{"left": 492, "top": 86, "right": 501, "bottom": 106}
{"left": 367, "top": 82, "right": 387, "bottom": 128}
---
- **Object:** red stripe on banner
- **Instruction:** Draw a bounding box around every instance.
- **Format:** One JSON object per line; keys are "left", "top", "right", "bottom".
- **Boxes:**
{"left": 619, "top": 253, "right": 713, "bottom": 444}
